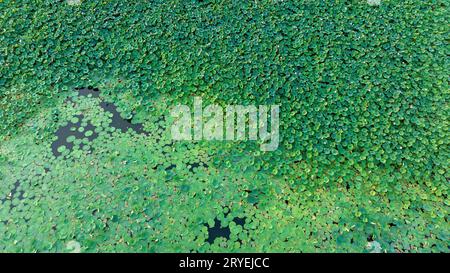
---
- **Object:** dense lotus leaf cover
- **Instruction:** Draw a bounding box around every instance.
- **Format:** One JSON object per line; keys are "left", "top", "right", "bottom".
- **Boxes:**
{"left": 0, "top": 0, "right": 448, "bottom": 252}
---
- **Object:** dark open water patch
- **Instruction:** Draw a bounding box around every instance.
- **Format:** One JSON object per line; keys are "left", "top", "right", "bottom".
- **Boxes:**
{"left": 74, "top": 87, "right": 148, "bottom": 135}
{"left": 76, "top": 87, "right": 100, "bottom": 98}
{"left": 1, "top": 180, "right": 25, "bottom": 211}
{"left": 233, "top": 217, "right": 246, "bottom": 226}
{"left": 165, "top": 164, "right": 177, "bottom": 171}
{"left": 52, "top": 88, "right": 149, "bottom": 156}
{"left": 51, "top": 114, "right": 99, "bottom": 157}
{"left": 207, "top": 218, "right": 231, "bottom": 243}
{"left": 99, "top": 101, "right": 148, "bottom": 135}
{"left": 206, "top": 217, "right": 247, "bottom": 244}
{"left": 189, "top": 162, "right": 209, "bottom": 172}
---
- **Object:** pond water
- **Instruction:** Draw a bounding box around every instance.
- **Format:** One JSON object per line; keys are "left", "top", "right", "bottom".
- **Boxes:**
{"left": 70, "top": 87, "right": 147, "bottom": 135}
{"left": 51, "top": 114, "right": 98, "bottom": 156}
{"left": 0, "top": 180, "right": 24, "bottom": 211}
{"left": 206, "top": 217, "right": 246, "bottom": 244}
{"left": 99, "top": 101, "right": 147, "bottom": 135}
{"left": 52, "top": 88, "right": 148, "bottom": 156}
